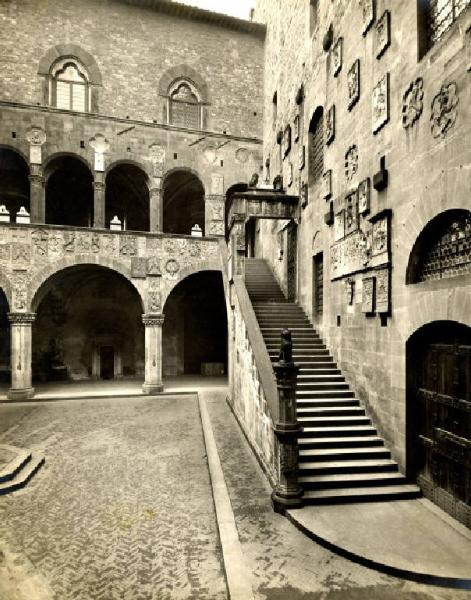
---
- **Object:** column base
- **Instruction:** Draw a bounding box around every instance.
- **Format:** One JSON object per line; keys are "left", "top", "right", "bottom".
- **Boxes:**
{"left": 7, "top": 387, "right": 35, "bottom": 401}
{"left": 142, "top": 383, "right": 164, "bottom": 394}
{"left": 271, "top": 488, "right": 304, "bottom": 514}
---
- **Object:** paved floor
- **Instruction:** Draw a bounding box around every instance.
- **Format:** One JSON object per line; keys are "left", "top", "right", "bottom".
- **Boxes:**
{"left": 0, "top": 389, "right": 470, "bottom": 600}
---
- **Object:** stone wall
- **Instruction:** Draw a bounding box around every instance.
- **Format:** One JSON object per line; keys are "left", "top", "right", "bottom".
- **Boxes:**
{"left": 253, "top": 0, "right": 471, "bottom": 467}
{"left": 0, "top": 0, "right": 264, "bottom": 139}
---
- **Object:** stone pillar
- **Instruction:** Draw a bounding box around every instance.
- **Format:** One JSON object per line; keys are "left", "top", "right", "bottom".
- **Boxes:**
{"left": 271, "top": 358, "right": 303, "bottom": 513}
{"left": 29, "top": 172, "right": 45, "bottom": 224}
{"left": 142, "top": 313, "right": 164, "bottom": 394}
{"left": 149, "top": 182, "right": 162, "bottom": 232}
{"left": 93, "top": 179, "right": 105, "bottom": 229}
{"left": 7, "top": 312, "right": 36, "bottom": 401}
{"left": 229, "top": 214, "right": 246, "bottom": 279}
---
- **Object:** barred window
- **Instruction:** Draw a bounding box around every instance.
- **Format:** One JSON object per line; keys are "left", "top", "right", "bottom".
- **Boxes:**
{"left": 428, "top": 0, "right": 470, "bottom": 46}
{"left": 308, "top": 107, "right": 324, "bottom": 185}
{"left": 168, "top": 80, "right": 202, "bottom": 129}
{"left": 51, "top": 59, "right": 89, "bottom": 112}
{"left": 407, "top": 210, "right": 471, "bottom": 283}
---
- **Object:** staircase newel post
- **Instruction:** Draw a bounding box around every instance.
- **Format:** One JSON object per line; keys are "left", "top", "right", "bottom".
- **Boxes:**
{"left": 272, "top": 329, "right": 303, "bottom": 513}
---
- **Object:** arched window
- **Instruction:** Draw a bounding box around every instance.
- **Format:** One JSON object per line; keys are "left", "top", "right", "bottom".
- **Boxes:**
{"left": 50, "top": 59, "right": 90, "bottom": 112}
{"left": 406, "top": 209, "right": 471, "bottom": 283}
{"left": 308, "top": 107, "right": 324, "bottom": 185}
{"left": 168, "top": 80, "right": 202, "bottom": 129}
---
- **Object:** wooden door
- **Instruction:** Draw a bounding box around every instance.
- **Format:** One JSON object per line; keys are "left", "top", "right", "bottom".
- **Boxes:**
{"left": 313, "top": 252, "right": 324, "bottom": 318}
{"left": 287, "top": 222, "right": 297, "bottom": 301}
{"left": 408, "top": 322, "right": 470, "bottom": 527}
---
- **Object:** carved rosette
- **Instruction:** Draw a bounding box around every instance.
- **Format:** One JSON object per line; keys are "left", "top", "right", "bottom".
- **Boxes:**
{"left": 8, "top": 312, "right": 36, "bottom": 325}
{"left": 402, "top": 78, "right": 424, "bottom": 129}
{"left": 142, "top": 313, "right": 165, "bottom": 327}
{"left": 431, "top": 82, "right": 459, "bottom": 138}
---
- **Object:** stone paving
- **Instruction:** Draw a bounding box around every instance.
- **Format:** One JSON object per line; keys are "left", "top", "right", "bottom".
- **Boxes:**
{"left": 0, "top": 395, "right": 226, "bottom": 600}
{"left": 204, "top": 390, "right": 471, "bottom": 600}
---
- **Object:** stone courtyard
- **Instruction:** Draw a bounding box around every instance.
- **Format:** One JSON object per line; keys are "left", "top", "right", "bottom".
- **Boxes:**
{"left": 0, "top": 390, "right": 469, "bottom": 600}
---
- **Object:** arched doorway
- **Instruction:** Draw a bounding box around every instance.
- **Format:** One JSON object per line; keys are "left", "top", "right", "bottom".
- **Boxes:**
{"left": 406, "top": 320, "right": 470, "bottom": 526}
{"left": 0, "top": 147, "right": 30, "bottom": 220}
{"left": 105, "top": 163, "right": 150, "bottom": 231}
{"left": 45, "top": 155, "right": 93, "bottom": 227}
{"left": 163, "top": 170, "right": 205, "bottom": 236}
{"left": 32, "top": 265, "right": 144, "bottom": 383}
{"left": 162, "top": 271, "right": 227, "bottom": 377}
{"left": 0, "top": 288, "right": 10, "bottom": 386}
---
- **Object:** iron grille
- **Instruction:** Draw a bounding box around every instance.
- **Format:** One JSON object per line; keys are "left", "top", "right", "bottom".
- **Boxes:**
{"left": 428, "top": 0, "right": 470, "bottom": 45}
{"left": 417, "top": 213, "right": 471, "bottom": 282}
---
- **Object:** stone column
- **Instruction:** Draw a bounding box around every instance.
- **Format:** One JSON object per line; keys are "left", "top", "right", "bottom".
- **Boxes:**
{"left": 93, "top": 179, "right": 105, "bottom": 229}
{"left": 29, "top": 172, "right": 45, "bottom": 224}
{"left": 149, "top": 182, "right": 162, "bottom": 233}
{"left": 142, "top": 313, "right": 164, "bottom": 394}
{"left": 271, "top": 358, "right": 303, "bottom": 513}
{"left": 230, "top": 214, "right": 246, "bottom": 279}
{"left": 7, "top": 312, "right": 36, "bottom": 401}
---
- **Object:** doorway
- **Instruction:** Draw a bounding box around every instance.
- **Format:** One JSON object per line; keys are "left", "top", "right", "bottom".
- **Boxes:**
{"left": 100, "top": 346, "right": 115, "bottom": 380}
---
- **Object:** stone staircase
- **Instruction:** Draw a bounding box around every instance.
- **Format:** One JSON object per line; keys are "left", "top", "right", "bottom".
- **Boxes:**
{"left": 245, "top": 258, "right": 421, "bottom": 505}
{"left": 0, "top": 444, "right": 45, "bottom": 495}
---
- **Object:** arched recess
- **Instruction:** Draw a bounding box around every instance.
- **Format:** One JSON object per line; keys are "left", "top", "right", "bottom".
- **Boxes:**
{"left": 308, "top": 106, "right": 324, "bottom": 186}
{"left": 406, "top": 320, "right": 470, "bottom": 526}
{"left": 0, "top": 287, "right": 10, "bottom": 385}
{"left": 159, "top": 65, "right": 209, "bottom": 129}
{"left": 225, "top": 182, "right": 248, "bottom": 241}
{"left": 38, "top": 44, "right": 102, "bottom": 111}
{"left": 162, "top": 169, "right": 205, "bottom": 235}
{"left": 45, "top": 154, "right": 94, "bottom": 227}
{"left": 162, "top": 270, "right": 227, "bottom": 377}
{"left": 0, "top": 147, "right": 30, "bottom": 220}
{"left": 31, "top": 264, "right": 145, "bottom": 383}
{"left": 406, "top": 209, "right": 471, "bottom": 284}
{"left": 105, "top": 162, "right": 150, "bottom": 232}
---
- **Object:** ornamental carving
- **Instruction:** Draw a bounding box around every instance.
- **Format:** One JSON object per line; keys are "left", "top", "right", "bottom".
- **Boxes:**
{"left": 8, "top": 312, "right": 36, "bottom": 325}
{"left": 283, "top": 125, "right": 292, "bottom": 157}
{"left": 345, "top": 145, "right": 358, "bottom": 181}
{"left": 12, "top": 271, "right": 29, "bottom": 311}
{"left": 0, "top": 245, "right": 10, "bottom": 262}
{"left": 375, "top": 268, "right": 390, "bottom": 313}
{"left": 334, "top": 211, "right": 345, "bottom": 242}
{"left": 63, "top": 232, "right": 76, "bottom": 253}
{"left": 375, "top": 10, "right": 390, "bottom": 59}
{"left": 11, "top": 243, "right": 30, "bottom": 263}
{"left": 32, "top": 229, "right": 48, "bottom": 257}
{"left": 358, "top": 178, "right": 371, "bottom": 215}
{"left": 147, "top": 291, "right": 162, "bottom": 313}
{"left": 362, "top": 277, "right": 375, "bottom": 313}
{"left": 210, "top": 201, "right": 224, "bottom": 221}
{"left": 326, "top": 106, "right": 335, "bottom": 145}
{"left": 165, "top": 258, "right": 180, "bottom": 275}
{"left": 211, "top": 174, "right": 224, "bottom": 195}
{"left": 26, "top": 127, "right": 46, "bottom": 146}
{"left": 131, "top": 257, "right": 147, "bottom": 278}
{"left": 235, "top": 148, "right": 249, "bottom": 164}
{"left": 361, "top": 0, "right": 375, "bottom": 35}
{"left": 147, "top": 257, "right": 161, "bottom": 276}
{"left": 322, "top": 170, "right": 332, "bottom": 200}
{"left": 120, "top": 235, "right": 137, "bottom": 256}
{"left": 372, "top": 73, "right": 389, "bottom": 134}
{"left": 142, "top": 314, "right": 165, "bottom": 327}
{"left": 345, "top": 191, "right": 359, "bottom": 236}
{"left": 403, "top": 78, "right": 424, "bottom": 129}
{"left": 332, "top": 37, "right": 343, "bottom": 76}
{"left": 431, "top": 82, "right": 459, "bottom": 138}
{"left": 209, "top": 221, "right": 225, "bottom": 236}
{"left": 347, "top": 60, "right": 360, "bottom": 110}
{"left": 149, "top": 144, "right": 166, "bottom": 176}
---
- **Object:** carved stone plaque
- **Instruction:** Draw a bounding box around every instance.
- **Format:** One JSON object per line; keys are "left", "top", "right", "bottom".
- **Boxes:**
{"left": 361, "top": 0, "right": 376, "bottom": 35}
{"left": 326, "top": 105, "right": 335, "bottom": 145}
{"left": 345, "top": 191, "right": 359, "bottom": 236}
{"left": 131, "top": 257, "right": 147, "bottom": 278}
{"left": 375, "top": 267, "right": 390, "bottom": 313}
{"left": 347, "top": 60, "right": 360, "bottom": 110}
{"left": 375, "top": 10, "right": 391, "bottom": 59}
{"left": 332, "top": 37, "right": 343, "bottom": 76}
{"left": 345, "top": 145, "right": 358, "bottom": 181}
{"left": 403, "top": 78, "right": 424, "bottom": 129}
{"left": 334, "top": 210, "right": 345, "bottom": 242}
{"left": 298, "top": 145, "right": 305, "bottom": 171}
{"left": 211, "top": 174, "right": 224, "bottom": 195}
{"left": 322, "top": 170, "right": 332, "bottom": 200}
{"left": 283, "top": 125, "right": 292, "bottom": 157}
{"left": 431, "top": 82, "right": 459, "bottom": 138}
{"left": 362, "top": 276, "right": 375, "bottom": 313}
{"left": 120, "top": 235, "right": 137, "bottom": 256}
{"left": 372, "top": 73, "right": 389, "bottom": 134}
{"left": 147, "top": 256, "right": 161, "bottom": 276}
{"left": 371, "top": 214, "right": 389, "bottom": 259}
{"left": 358, "top": 178, "right": 371, "bottom": 215}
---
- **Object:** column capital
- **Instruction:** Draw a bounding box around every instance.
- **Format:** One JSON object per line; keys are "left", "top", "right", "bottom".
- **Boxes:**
{"left": 29, "top": 173, "right": 45, "bottom": 185}
{"left": 142, "top": 313, "right": 164, "bottom": 327}
{"left": 8, "top": 312, "right": 36, "bottom": 325}
{"left": 93, "top": 181, "right": 105, "bottom": 191}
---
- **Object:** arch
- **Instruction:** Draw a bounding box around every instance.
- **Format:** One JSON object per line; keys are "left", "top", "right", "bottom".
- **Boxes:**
{"left": 105, "top": 162, "right": 150, "bottom": 232}
{"left": 158, "top": 65, "right": 209, "bottom": 102}
{"left": 105, "top": 158, "right": 151, "bottom": 181}
{"left": 38, "top": 44, "right": 102, "bottom": 85}
{"left": 0, "top": 147, "right": 30, "bottom": 219}
{"left": 162, "top": 259, "right": 223, "bottom": 307}
{"left": 406, "top": 208, "right": 471, "bottom": 284}
{"left": 29, "top": 256, "right": 145, "bottom": 313}
{"left": 43, "top": 151, "right": 93, "bottom": 180}
{"left": 162, "top": 169, "right": 205, "bottom": 236}
{"left": 0, "top": 144, "right": 30, "bottom": 167}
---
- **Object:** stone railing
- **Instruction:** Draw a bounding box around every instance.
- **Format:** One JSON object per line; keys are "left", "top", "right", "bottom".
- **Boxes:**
{"left": 0, "top": 223, "right": 221, "bottom": 313}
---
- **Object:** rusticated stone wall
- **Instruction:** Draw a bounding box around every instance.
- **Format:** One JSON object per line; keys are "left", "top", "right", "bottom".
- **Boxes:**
{"left": 253, "top": 0, "right": 471, "bottom": 467}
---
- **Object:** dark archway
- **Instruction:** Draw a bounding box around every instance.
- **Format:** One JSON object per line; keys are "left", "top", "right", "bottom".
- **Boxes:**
{"left": 0, "top": 147, "right": 30, "bottom": 220}
{"left": 308, "top": 106, "right": 324, "bottom": 186}
{"left": 406, "top": 320, "right": 470, "bottom": 526}
{"left": 45, "top": 155, "right": 93, "bottom": 227}
{"left": 225, "top": 182, "right": 248, "bottom": 241}
{"left": 33, "top": 265, "right": 144, "bottom": 383}
{"left": 0, "top": 288, "right": 10, "bottom": 385}
{"left": 162, "top": 271, "right": 227, "bottom": 377}
{"left": 163, "top": 170, "right": 205, "bottom": 236}
{"left": 105, "top": 163, "right": 150, "bottom": 232}
{"left": 406, "top": 209, "right": 471, "bottom": 284}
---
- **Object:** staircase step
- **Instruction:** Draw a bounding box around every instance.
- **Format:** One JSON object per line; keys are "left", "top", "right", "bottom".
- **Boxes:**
{"left": 302, "top": 484, "right": 422, "bottom": 505}
{"left": 297, "top": 375, "right": 345, "bottom": 382}
{"left": 297, "top": 383, "right": 350, "bottom": 391}
{"left": 299, "top": 446, "right": 391, "bottom": 461}
{"left": 299, "top": 471, "right": 409, "bottom": 489}
{"left": 296, "top": 415, "right": 370, "bottom": 426}
{"left": 298, "top": 458, "right": 398, "bottom": 474}
{"left": 296, "top": 424, "right": 377, "bottom": 437}
{"left": 0, "top": 453, "right": 45, "bottom": 495}
{"left": 298, "top": 435, "right": 384, "bottom": 448}
{"left": 297, "top": 398, "right": 359, "bottom": 408}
